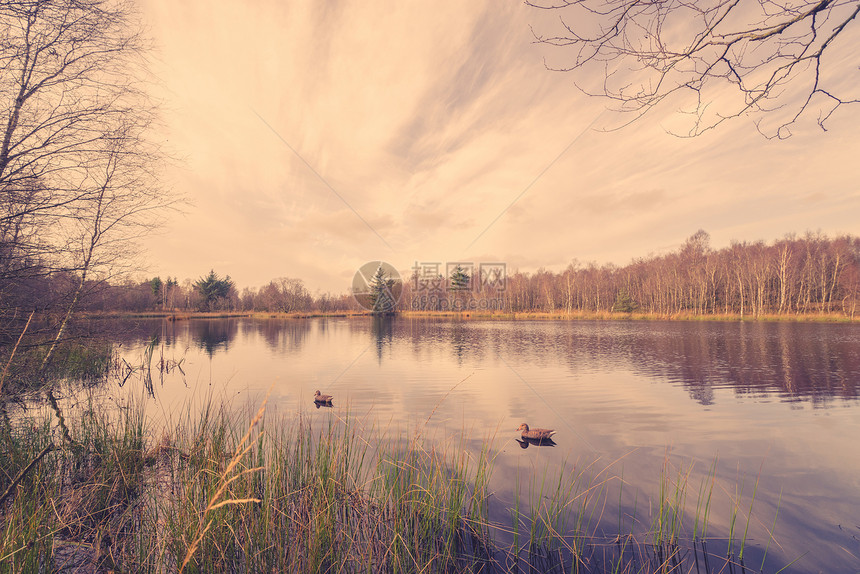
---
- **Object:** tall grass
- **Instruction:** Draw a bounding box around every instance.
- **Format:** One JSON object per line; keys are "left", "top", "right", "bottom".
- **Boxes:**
{"left": 0, "top": 396, "right": 795, "bottom": 573}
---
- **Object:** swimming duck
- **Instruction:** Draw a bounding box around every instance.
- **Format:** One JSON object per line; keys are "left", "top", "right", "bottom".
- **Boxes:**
{"left": 516, "top": 423, "right": 555, "bottom": 440}
{"left": 314, "top": 390, "right": 333, "bottom": 404}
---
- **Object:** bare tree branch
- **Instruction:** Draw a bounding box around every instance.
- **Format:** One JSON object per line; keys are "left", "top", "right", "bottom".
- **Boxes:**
{"left": 528, "top": 0, "right": 860, "bottom": 136}
{"left": 1, "top": 0, "right": 173, "bottom": 349}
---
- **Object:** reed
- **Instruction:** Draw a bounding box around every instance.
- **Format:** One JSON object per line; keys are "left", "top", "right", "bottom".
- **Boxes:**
{"left": 0, "top": 396, "right": 797, "bottom": 573}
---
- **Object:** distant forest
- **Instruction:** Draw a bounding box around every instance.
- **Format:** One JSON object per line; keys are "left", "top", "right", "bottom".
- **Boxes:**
{"left": 2, "top": 231, "right": 859, "bottom": 334}
{"left": 494, "top": 230, "right": 859, "bottom": 318}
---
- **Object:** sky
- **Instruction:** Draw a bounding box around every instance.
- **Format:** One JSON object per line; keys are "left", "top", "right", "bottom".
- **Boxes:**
{"left": 138, "top": 1, "right": 860, "bottom": 294}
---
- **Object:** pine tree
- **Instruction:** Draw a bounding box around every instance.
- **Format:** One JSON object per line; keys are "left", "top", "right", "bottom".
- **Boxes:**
{"left": 194, "top": 270, "right": 234, "bottom": 311}
{"left": 450, "top": 265, "right": 470, "bottom": 291}
{"left": 612, "top": 290, "right": 638, "bottom": 313}
{"left": 368, "top": 267, "right": 397, "bottom": 315}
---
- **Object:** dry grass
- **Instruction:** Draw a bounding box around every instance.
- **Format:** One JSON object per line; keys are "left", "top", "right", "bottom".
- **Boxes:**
{"left": 400, "top": 309, "right": 859, "bottom": 323}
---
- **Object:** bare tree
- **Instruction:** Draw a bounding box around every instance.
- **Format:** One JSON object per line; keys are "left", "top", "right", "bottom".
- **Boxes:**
{"left": 257, "top": 278, "right": 312, "bottom": 313}
{"left": 0, "top": 0, "right": 171, "bottom": 372}
{"left": 0, "top": 0, "right": 170, "bottom": 361}
{"left": 528, "top": 0, "right": 860, "bottom": 137}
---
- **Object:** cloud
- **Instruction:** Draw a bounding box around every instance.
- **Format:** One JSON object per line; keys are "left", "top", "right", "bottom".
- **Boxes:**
{"left": 139, "top": 0, "right": 860, "bottom": 292}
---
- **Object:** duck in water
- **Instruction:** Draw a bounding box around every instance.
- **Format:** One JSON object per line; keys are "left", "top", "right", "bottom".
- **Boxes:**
{"left": 516, "top": 423, "right": 555, "bottom": 440}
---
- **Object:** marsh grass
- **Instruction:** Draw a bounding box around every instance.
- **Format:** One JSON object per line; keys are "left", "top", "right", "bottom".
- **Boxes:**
{"left": 0, "top": 396, "right": 794, "bottom": 573}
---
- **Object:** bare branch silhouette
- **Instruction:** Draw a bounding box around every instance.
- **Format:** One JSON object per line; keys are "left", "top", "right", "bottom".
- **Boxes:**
{"left": 528, "top": 0, "right": 860, "bottom": 137}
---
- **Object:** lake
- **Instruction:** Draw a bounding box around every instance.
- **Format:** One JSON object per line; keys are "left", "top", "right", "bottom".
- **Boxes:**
{"left": 103, "top": 316, "right": 860, "bottom": 573}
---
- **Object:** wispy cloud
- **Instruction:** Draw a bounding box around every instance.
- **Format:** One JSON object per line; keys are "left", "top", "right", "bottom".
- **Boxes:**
{"left": 140, "top": 0, "right": 860, "bottom": 291}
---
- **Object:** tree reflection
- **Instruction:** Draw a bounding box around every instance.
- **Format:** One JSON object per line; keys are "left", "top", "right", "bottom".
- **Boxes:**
{"left": 394, "top": 320, "right": 859, "bottom": 407}
{"left": 253, "top": 319, "right": 311, "bottom": 353}
{"left": 627, "top": 322, "right": 860, "bottom": 406}
{"left": 191, "top": 319, "right": 238, "bottom": 357}
{"left": 372, "top": 315, "right": 394, "bottom": 362}
{"left": 108, "top": 318, "right": 859, "bottom": 407}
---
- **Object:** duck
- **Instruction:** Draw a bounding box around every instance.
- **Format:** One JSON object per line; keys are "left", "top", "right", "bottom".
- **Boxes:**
{"left": 516, "top": 423, "right": 555, "bottom": 440}
{"left": 314, "top": 390, "right": 333, "bottom": 404}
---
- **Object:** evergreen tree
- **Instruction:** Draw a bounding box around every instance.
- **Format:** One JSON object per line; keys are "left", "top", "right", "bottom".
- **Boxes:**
{"left": 450, "top": 265, "right": 471, "bottom": 291}
{"left": 368, "top": 266, "right": 397, "bottom": 315}
{"left": 194, "top": 270, "right": 234, "bottom": 311}
{"left": 612, "top": 290, "right": 638, "bottom": 313}
{"left": 150, "top": 277, "right": 163, "bottom": 299}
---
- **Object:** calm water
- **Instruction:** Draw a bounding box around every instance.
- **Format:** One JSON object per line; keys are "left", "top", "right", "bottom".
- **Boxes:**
{"left": 105, "top": 317, "right": 860, "bottom": 573}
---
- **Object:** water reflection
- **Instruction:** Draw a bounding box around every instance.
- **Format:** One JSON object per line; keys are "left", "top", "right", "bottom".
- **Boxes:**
{"left": 251, "top": 319, "right": 311, "bottom": 353}
{"left": 625, "top": 321, "right": 860, "bottom": 405}
{"left": 104, "top": 317, "right": 859, "bottom": 405}
{"left": 374, "top": 319, "right": 860, "bottom": 405}
{"left": 190, "top": 319, "right": 238, "bottom": 356}
{"left": 103, "top": 318, "right": 314, "bottom": 357}
{"left": 371, "top": 315, "right": 394, "bottom": 361}
{"left": 515, "top": 437, "right": 556, "bottom": 449}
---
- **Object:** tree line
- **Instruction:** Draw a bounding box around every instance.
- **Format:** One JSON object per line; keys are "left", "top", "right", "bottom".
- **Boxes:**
{"left": 486, "top": 231, "right": 860, "bottom": 318}
{"left": 5, "top": 230, "right": 858, "bottom": 331}
{"left": 71, "top": 271, "right": 358, "bottom": 316}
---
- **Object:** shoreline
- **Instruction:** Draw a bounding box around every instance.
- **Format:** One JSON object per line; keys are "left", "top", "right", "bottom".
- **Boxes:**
{"left": 79, "top": 309, "right": 859, "bottom": 323}
{"left": 402, "top": 310, "right": 859, "bottom": 322}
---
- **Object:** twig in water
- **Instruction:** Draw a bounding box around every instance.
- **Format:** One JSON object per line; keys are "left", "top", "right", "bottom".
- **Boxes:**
{"left": 46, "top": 389, "right": 73, "bottom": 447}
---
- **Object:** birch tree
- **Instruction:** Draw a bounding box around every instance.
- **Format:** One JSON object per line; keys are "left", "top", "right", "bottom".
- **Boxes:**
{"left": 0, "top": 0, "right": 169, "bottom": 363}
